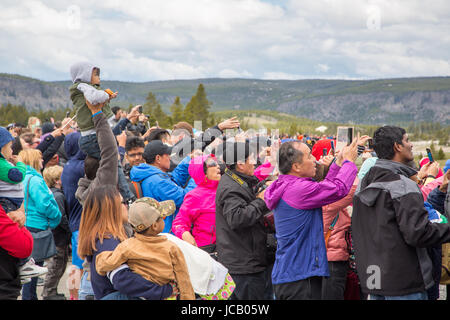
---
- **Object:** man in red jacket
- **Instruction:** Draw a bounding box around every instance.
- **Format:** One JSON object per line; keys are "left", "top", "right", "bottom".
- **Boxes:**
{"left": 0, "top": 205, "right": 34, "bottom": 300}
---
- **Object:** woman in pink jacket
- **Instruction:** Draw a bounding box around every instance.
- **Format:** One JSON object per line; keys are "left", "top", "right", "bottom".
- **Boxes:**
{"left": 172, "top": 154, "right": 221, "bottom": 249}
{"left": 321, "top": 177, "right": 358, "bottom": 300}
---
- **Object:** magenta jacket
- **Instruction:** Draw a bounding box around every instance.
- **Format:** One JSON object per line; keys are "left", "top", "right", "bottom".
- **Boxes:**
{"left": 172, "top": 155, "right": 218, "bottom": 247}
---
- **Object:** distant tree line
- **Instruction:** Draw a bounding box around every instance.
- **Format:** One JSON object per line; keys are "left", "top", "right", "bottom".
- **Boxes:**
{"left": 0, "top": 103, "right": 72, "bottom": 127}
{"left": 1, "top": 83, "right": 448, "bottom": 147}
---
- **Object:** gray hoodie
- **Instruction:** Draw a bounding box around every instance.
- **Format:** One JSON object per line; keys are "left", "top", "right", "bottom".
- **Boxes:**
{"left": 70, "top": 61, "right": 96, "bottom": 84}
{"left": 69, "top": 62, "right": 114, "bottom": 132}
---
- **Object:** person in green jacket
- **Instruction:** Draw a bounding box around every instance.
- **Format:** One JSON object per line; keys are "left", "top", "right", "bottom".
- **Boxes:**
{"left": 69, "top": 61, "right": 116, "bottom": 158}
{"left": 0, "top": 126, "right": 27, "bottom": 212}
{"left": 69, "top": 62, "right": 135, "bottom": 202}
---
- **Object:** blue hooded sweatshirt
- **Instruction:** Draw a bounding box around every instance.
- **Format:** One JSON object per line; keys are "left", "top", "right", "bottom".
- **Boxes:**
{"left": 23, "top": 166, "right": 61, "bottom": 231}
{"left": 61, "top": 131, "right": 86, "bottom": 232}
{"left": 130, "top": 156, "right": 196, "bottom": 233}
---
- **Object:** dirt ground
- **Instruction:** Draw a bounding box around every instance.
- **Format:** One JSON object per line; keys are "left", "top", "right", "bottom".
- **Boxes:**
{"left": 19, "top": 257, "right": 448, "bottom": 300}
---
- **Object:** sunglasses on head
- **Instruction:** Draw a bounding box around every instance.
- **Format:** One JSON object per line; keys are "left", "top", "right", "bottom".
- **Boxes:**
{"left": 206, "top": 160, "right": 218, "bottom": 168}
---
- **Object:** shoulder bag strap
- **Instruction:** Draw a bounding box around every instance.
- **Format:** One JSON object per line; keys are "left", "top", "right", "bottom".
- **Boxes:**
{"left": 325, "top": 212, "right": 340, "bottom": 249}
{"left": 24, "top": 175, "right": 32, "bottom": 219}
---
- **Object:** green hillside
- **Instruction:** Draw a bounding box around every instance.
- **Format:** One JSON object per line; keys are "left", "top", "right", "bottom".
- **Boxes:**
{"left": 1, "top": 73, "right": 450, "bottom": 125}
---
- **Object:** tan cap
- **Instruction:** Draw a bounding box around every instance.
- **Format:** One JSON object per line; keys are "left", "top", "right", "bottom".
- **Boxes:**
{"left": 128, "top": 197, "right": 176, "bottom": 232}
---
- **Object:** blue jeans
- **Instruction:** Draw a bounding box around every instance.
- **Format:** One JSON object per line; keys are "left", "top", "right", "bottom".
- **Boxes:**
{"left": 369, "top": 291, "right": 428, "bottom": 300}
{"left": 78, "top": 270, "right": 95, "bottom": 300}
{"left": 79, "top": 134, "right": 134, "bottom": 201}
{"left": 21, "top": 260, "right": 44, "bottom": 300}
{"left": 101, "top": 291, "right": 141, "bottom": 300}
{"left": 71, "top": 231, "right": 84, "bottom": 269}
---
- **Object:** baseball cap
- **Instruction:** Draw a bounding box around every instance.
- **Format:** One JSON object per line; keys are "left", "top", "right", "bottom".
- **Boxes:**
{"left": 143, "top": 140, "right": 173, "bottom": 164}
{"left": 128, "top": 197, "right": 175, "bottom": 233}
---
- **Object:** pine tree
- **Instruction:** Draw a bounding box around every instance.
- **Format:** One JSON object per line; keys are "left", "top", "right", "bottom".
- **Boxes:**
{"left": 437, "top": 147, "right": 445, "bottom": 160}
{"left": 143, "top": 92, "right": 158, "bottom": 117}
{"left": 153, "top": 104, "right": 172, "bottom": 128}
{"left": 194, "top": 84, "right": 212, "bottom": 129}
{"left": 183, "top": 95, "right": 197, "bottom": 125}
{"left": 170, "top": 96, "right": 184, "bottom": 124}
{"left": 430, "top": 141, "right": 436, "bottom": 154}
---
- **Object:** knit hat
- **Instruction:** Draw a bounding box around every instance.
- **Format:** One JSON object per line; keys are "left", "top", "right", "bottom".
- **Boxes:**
{"left": 0, "top": 126, "right": 14, "bottom": 150}
{"left": 77, "top": 83, "right": 109, "bottom": 105}
{"left": 41, "top": 122, "right": 55, "bottom": 135}
{"left": 128, "top": 197, "right": 175, "bottom": 232}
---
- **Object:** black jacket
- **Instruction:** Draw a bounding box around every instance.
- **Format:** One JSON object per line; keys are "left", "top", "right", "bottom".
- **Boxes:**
{"left": 352, "top": 159, "right": 450, "bottom": 296}
{"left": 50, "top": 188, "right": 71, "bottom": 247}
{"left": 215, "top": 168, "right": 270, "bottom": 275}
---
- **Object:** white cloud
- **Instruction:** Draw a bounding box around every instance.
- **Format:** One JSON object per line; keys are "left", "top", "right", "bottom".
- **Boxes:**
{"left": 218, "top": 69, "right": 253, "bottom": 78}
{"left": 0, "top": 0, "right": 449, "bottom": 81}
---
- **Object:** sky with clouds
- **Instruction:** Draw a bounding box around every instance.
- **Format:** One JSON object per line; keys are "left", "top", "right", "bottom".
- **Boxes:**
{"left": 1, "top": 0, "right": 449, "bottom": 82}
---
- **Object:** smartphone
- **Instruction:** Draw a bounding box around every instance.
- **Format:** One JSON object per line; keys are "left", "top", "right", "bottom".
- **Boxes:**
{"left": 322, "top": 148, "right": 328, "bottom": 157}
{"left": 368, "top": 139, "right": 374, "bottom": 149}
{"left": 336, "top": 126, "right": 354, "bottom": 151}
{"left": 347, "top": 127, "right": 354, "bottom": 146}
{"left": 330, "top": 140, "right": 335, "bottom": 155}
{"left": 426, "top": 148, "right": 434, "bottom": 163}
{"left": 138, "top": 105, "right": 143, "bottom": 114}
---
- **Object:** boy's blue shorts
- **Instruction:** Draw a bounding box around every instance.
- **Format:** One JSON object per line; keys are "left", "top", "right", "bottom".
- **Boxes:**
{"left": 71, "top": 231, "right": 84, "bottom": 269}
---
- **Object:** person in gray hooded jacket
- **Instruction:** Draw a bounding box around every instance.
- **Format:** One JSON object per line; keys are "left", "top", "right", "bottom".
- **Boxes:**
{"left": 69, "top": 61, "right": 135, "bottom": 202}
{"left": 352, "top": 126, "right": 450, "bottom": 300}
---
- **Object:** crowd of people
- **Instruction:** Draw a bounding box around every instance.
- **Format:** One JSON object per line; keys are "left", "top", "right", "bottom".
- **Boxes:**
{"left": 0, "top": 62, "right": 449, "bottom": 301}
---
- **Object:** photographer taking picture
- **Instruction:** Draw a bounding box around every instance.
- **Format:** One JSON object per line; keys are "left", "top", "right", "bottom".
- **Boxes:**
{"left": 215, "top": 141, "right": 271, "bottom": 300}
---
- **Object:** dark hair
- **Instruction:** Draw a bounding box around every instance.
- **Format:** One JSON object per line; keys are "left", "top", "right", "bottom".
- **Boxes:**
{"left": 373, "top": 126, "right": 406, "bottom": 160}
{"left": 145, "top": 129, "right": 170, "bottom": 143}
{"left": 125, "top": 136, "right": 145, "bottom": 153}
{"left": 223, "top": 141, "right": 252, "bottom": 170}
{"left": 92, "top": 67, "right": 100, "bottom": 76}
{"left": 278, "top": 141, "right": 303, "bottom": 174}
{"left": 11, "top": 137, "right": 23, "bottom": 156}
{"left": 111, "top": 106, "right": 121, "bottom": 115}
{"left": 84, "top": 155, "right": 100, "bottom": 180}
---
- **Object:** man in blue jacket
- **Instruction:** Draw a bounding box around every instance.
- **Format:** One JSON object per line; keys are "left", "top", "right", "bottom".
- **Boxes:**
{"left": 130, "top": 140, "right": 196, "bottom": 233}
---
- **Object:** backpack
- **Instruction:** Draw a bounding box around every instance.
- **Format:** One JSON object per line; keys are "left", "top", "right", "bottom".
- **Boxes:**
{"left": 130, "top": 174, "right": 192, "bottom": 199}
{"left": 130, "top": 180, "right": 143, "bottom": 199}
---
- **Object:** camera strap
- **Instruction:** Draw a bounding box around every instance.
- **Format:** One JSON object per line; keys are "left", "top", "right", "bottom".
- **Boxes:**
{"left": 224, "top": 168, "right": 249, "bottom": 189}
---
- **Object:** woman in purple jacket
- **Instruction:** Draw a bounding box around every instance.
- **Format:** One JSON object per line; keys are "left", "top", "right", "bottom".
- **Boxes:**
{"left": 264, "top": 139, "right": 359, "bottom": 300}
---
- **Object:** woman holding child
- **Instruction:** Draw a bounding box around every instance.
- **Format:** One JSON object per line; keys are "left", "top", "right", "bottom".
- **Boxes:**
{"left": 77, "top": 184, "right": 173, "bottom": 300}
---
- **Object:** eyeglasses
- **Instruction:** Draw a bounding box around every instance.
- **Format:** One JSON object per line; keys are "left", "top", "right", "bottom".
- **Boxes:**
{"left": 127, "top": 152, "right": 143, "bottom": 158}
